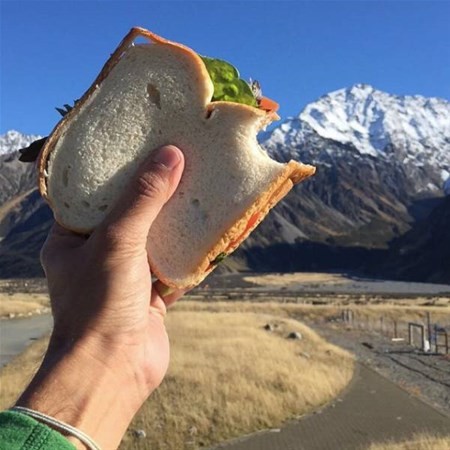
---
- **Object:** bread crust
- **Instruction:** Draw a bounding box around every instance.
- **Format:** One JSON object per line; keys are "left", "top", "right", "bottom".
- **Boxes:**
{"left": 38, "top": 27, "right": 316, "bottom": 289}
{"left": 151, "top": 160, "right": 315, "bottom": 289}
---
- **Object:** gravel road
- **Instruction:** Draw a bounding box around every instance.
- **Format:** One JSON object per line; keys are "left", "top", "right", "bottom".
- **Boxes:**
{"left": 309, "top": 321, "right": 450, "bottom": 416}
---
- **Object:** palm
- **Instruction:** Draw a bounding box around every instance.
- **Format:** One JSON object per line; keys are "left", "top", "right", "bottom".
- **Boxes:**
{"left": 42, "top": 224, "right": 181, "bottom": 390}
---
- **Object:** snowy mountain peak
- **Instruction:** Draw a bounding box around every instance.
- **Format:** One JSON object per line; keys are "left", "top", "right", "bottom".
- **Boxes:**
{"left": 0, "top": 130, "right": 42, "bottom": 156}
{"left": 299, "top": 84, "right": 450, "bottom": 158}
{"left": 261, "top": 85, "right": 450, "bottom": 196}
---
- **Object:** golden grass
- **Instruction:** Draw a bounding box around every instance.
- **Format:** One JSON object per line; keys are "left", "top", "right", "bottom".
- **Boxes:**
{"left": 0, "top": 306, "right": 354, "bottom": 450}
{"left": 0, "top": 293, "right": 50, "bottom": 318}
{"left": 365, "top": 433, "right": 450, "bottom": 450}
{"left": 120, "top": 310, "right": 353, "bottom": 449}
{"left": 243, "top": 272, "right": 351, "bottom": 286}
{"left": 177, "top": 300, "right": 450, "bottom": 328}
{"left": 0, "top": 337, "right": 49, "bottom": 409}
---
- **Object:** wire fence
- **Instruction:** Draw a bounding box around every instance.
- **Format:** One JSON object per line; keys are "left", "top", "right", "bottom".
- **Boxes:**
{"left": 339, "top": 309, "right": 449, "bottom": 354}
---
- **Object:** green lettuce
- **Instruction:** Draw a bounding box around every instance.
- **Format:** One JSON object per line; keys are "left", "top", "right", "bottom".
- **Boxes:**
{"left": 200, "top": 56, "right": 258, "bottom": 107}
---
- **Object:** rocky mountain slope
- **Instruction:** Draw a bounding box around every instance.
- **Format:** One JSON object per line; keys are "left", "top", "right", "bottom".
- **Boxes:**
{"left": 236, "top": 85, "right": 450, "bottom": 281}
{"left": 260, "top": 84, "right": 449, "bottom": 242}
{"left": 0, "top": 131, "right": 51, "bottom": 277}
{"left": 1, "top": 85, "right": 449, "bottom": 282}
{"left": 371, "top": 196, "right": 450, "bottom": 283}
{"left": 0, "top": 131, "right": 41, "bottom": 205}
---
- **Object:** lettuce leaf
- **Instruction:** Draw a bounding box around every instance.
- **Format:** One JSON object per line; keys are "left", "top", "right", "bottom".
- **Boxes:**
{"left": 200, "top": 56, "right": 258, "bottom": 107}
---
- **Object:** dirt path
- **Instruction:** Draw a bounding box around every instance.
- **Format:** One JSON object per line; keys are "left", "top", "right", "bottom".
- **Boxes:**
{"left": 213, "top": 364, "right": 450, "bottom": 450}
{"left": 0, "top": 314, "right": 52, "bottom": 367}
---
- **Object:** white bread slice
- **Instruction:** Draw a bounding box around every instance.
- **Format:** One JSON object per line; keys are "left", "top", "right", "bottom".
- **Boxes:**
{"left": 39, "top": 28, "right": 315, "bottom": 289}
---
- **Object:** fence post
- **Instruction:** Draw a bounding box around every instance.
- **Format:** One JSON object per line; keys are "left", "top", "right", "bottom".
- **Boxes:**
{"left": 435, "top": 330, "right": 449, "bottom": 355}
{"left": 426, "top": 312, "right": 432, "bottom": 346}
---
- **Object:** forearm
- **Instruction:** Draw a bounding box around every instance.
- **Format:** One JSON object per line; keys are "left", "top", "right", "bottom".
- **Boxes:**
{"left": 15, "top": 145, "right": 183, "bottom": 448}
{"left": 16, "top": 336, "right": 150, "bottom": 450}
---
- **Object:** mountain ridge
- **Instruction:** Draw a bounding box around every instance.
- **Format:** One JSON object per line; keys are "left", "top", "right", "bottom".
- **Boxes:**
{"left": 0, "top": 130, "right": 42, "bottom": 156}
{"left": 262, "top": 84, "right": 450, "bottom": 196}
{"left": 1, "top": 84, "right": 449, "bottom": 282}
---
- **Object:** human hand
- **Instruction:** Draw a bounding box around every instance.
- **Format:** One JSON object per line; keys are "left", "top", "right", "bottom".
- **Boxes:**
{"left": 17, "top": 145, "right": 185, "bottom": 449}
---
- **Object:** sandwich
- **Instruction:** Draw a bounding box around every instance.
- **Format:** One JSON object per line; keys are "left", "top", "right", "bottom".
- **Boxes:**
{"left": 26, "top": 27, "right": 315, "bottom": 291}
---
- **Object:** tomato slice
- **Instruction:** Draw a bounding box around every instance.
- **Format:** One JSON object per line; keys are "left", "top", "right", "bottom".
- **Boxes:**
{"left": 228, "top": 212, "right": 260, "bottom": 250}
{"left": 205, "top": 212, "right": 261, "bottom": 273}
{"left": 259, "top": 97, "right": 279, "bottom": 113}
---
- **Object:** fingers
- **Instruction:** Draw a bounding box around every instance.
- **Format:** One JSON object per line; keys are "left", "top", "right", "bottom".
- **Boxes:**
{"left": 148, "top": 282, "right": 185, "bottom": 323}
{"left": 40, "top": 222, "right": 87, "bottom": 270}
{"left": 152, "top": 280, "right": 187, "bottom": 307}
{"left": 95, "top": 145, "right": 184, "bottom": 250}
{"left": 42, "top": 222, "right": 88, "bottom": 253}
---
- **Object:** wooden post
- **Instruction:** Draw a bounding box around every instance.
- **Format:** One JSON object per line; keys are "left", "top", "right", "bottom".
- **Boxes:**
{"left": 426, "top": 312, "right": 432, "bottom": 346}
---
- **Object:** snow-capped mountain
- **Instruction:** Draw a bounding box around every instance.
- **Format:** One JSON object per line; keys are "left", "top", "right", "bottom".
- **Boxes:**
{"left": 262, "top": 84, "right": 450, "bottom": 195}
{"left": 240, "top": 84, "right": 450, "bottom": 279}
{"left": 0, "top": 131, "right": 43, "bottom": 209}
{"left": 0, "top": 130, "right": 42, "bottom": 156}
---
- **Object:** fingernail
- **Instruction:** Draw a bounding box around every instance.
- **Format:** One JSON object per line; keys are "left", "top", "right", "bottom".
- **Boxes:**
{"left": 152, "top": 146, "right": 182, "bottom": 170}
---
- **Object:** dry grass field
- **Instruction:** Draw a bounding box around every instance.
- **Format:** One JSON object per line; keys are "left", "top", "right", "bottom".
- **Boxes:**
{"left": 244, "top": 272, "right": 350, "bottom": 286}
{"left": 365, "top": 433, "right": 450, "bottom": 450}
{"left": 0, "top": 307, "right": 354, "bottom": 450}
{"left": 175, "top": 300, "right": 450, "bottom": 329}
{"left": 0, "top": 337, "right": 49, "bottom": 408}
{"left": 0, "top": 292, "right": 50, "bottom": 318}
{"left": 121, "top": 311, "right": 353, "bottom": 449}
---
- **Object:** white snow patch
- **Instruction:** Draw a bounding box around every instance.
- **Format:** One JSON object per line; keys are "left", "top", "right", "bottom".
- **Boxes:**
{"left": 297, "top": 84, "right": 450, "bottom": 164}
{"left": 0, "top": 130, "right": 42, "bottom": 156}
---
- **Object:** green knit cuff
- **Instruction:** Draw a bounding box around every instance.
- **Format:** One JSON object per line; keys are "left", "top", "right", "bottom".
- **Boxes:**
{"left": 0, "top": 410, "right": 76, "bottom": 450}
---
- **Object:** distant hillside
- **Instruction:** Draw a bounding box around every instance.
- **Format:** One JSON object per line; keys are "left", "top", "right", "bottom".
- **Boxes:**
{"left": 372, "top": 196, "right": 450, "bottom": 283}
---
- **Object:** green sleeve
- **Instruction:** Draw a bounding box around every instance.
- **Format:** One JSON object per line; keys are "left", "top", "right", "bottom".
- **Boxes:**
{"left": 0, "top": 411, "right": 76, "bottom": 450}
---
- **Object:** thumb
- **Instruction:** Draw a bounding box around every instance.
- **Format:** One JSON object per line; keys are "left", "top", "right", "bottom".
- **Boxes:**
{"left": 96, "top": 145, "right": 184, "bottom": 249}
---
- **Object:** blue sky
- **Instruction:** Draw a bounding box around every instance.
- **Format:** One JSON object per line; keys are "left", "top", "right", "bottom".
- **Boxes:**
{"left": 1, "top": 1, "right": 450, "bottom": 135}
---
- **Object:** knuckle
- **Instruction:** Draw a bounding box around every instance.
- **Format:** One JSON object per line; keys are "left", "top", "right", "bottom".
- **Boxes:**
{"left": 135, "top": 170, "right": 169, "bottom": 201}
{"left": 101, "top": 224, "right": 129, "bottom": 251}
{"left": 95, "top": 224, "right": 137, "bottom": 258}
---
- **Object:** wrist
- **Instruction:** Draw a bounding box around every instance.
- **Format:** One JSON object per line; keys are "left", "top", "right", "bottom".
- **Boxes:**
{"left": 16, "top": 334, "right": 154, "bottom": 449}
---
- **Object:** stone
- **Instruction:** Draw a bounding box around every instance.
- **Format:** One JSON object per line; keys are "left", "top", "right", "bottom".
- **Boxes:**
{"left": 287, "top": 331, "right": 302, "bottom": 340}
{"left": 132, "top": 429, "right": 146, "bottom": 439}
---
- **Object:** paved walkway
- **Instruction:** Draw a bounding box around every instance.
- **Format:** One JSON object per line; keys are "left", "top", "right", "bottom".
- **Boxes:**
{"left": 214, "top": 364, "right": 450, "bottom": 450}
{"left": 0, "top": 314, "right": 52, "bottom": 367}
